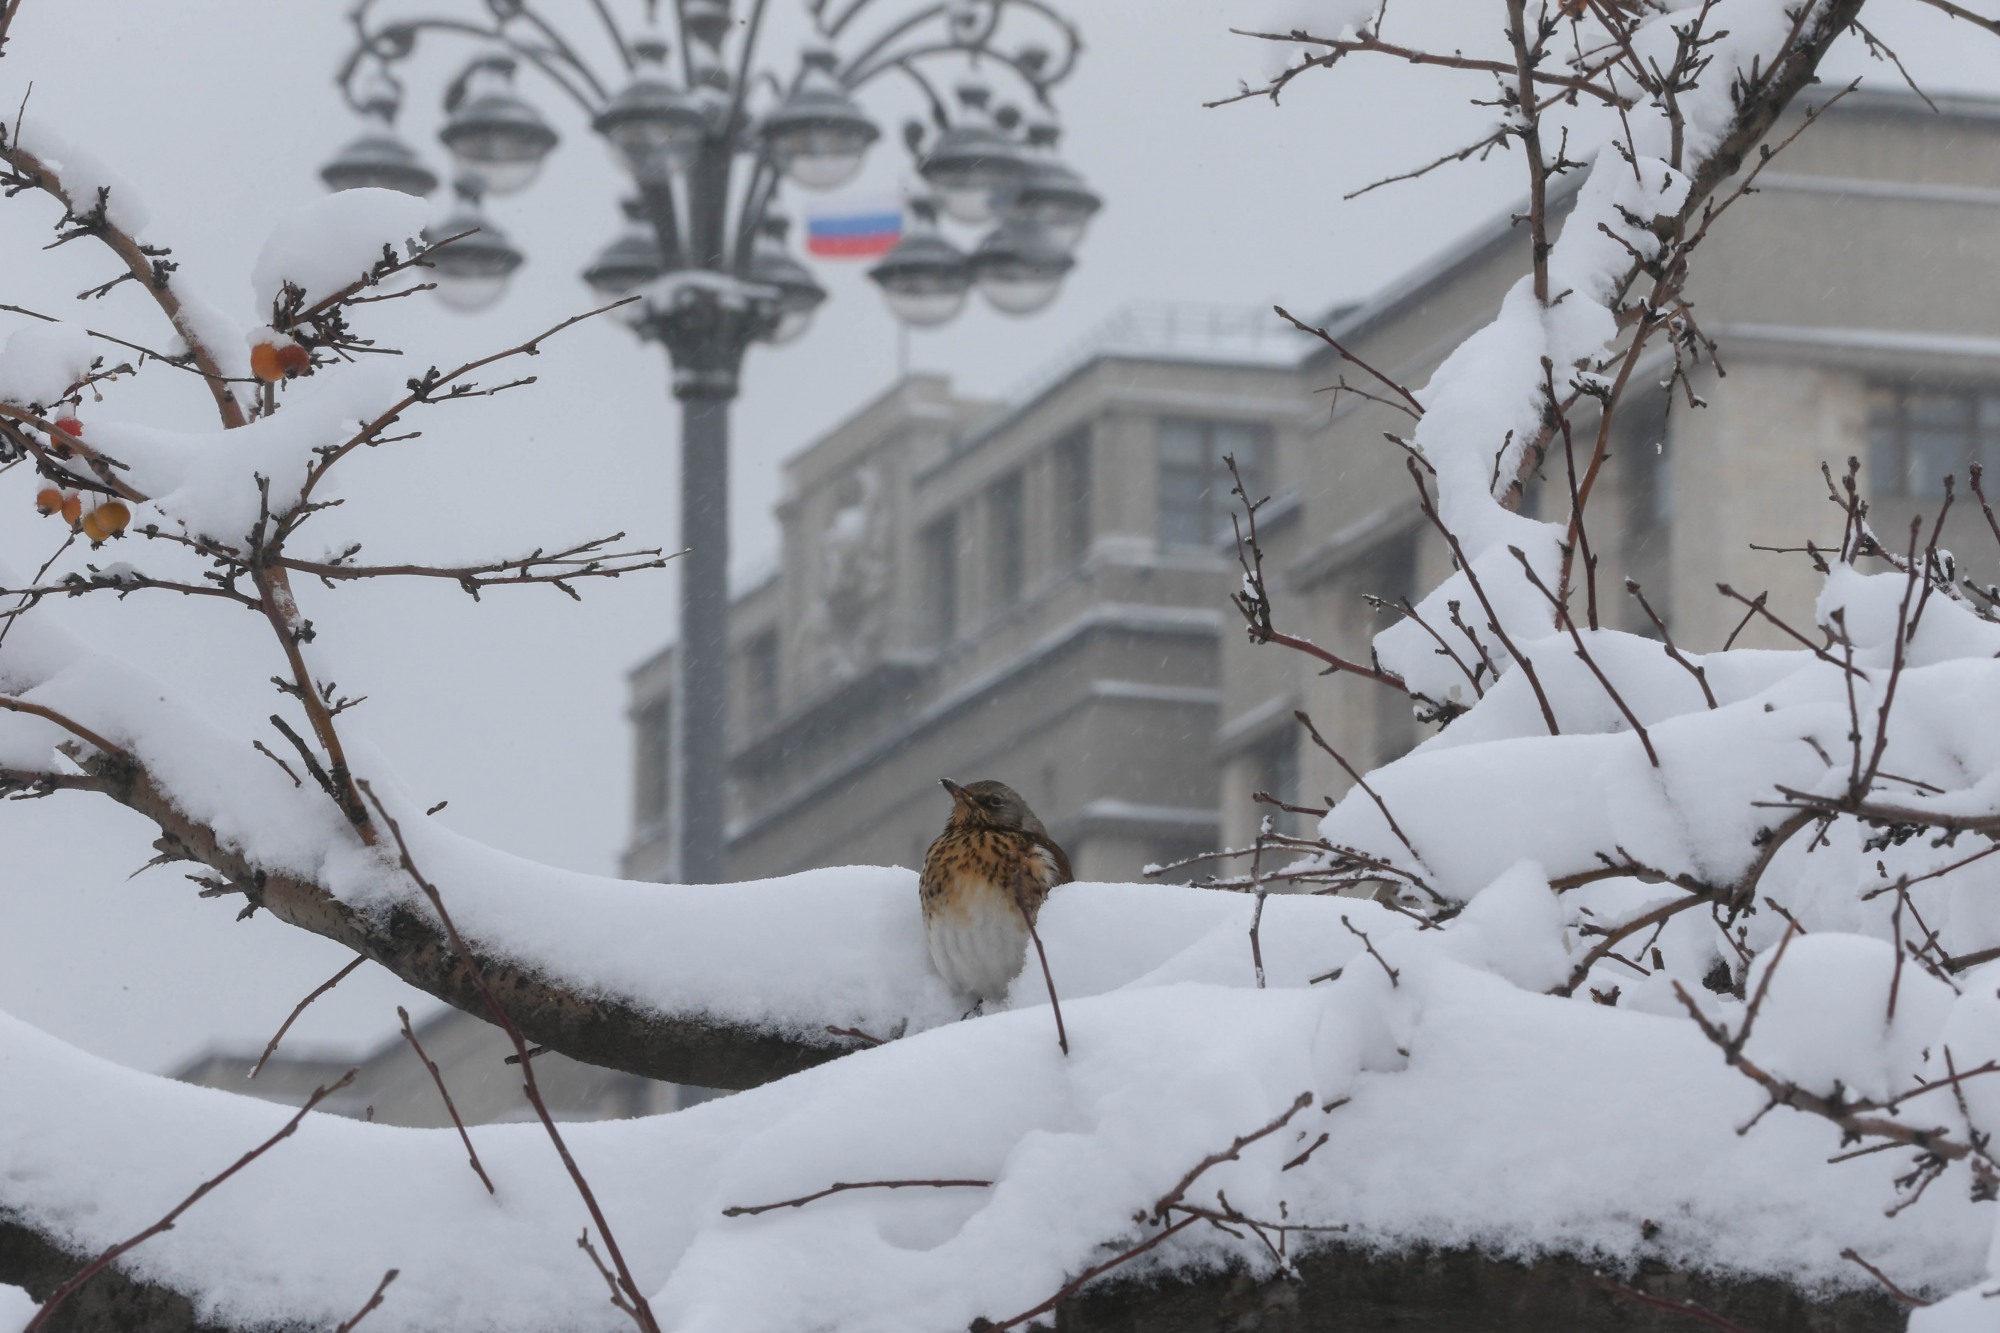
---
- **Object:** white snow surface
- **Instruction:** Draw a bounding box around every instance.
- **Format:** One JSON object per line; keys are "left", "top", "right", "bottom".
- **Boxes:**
{"left": 0, "top": 1284, "right": 34, "bottom": 1328}
{"left": 8, "top": 559, "right": 2000, "bottom": 1323}
{"left": 251, "top": 189, "right": 430, "bottom": 313}
{"left": 0, "top": 912, "right": 1984, "bottom": 1333}
{"left": 0, "top": 321, "right": 98, "bottom": 411}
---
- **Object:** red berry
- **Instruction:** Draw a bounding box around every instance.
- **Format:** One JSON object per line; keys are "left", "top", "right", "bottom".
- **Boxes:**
{"left": 35, "top": 486, "right": 63, "bottom": 515}
{"left": 59, "top": 492, "right": 82, "bottom": 525}
{"left": 52, "top": 416, "right": 83, "bottom": 440}
{"left": 276, "top": 344, "right": 311, "bottom": 377}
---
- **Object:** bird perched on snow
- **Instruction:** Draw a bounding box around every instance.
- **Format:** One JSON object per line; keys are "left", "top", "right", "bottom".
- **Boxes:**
{"left": 920, "top": 778, "right": 1073, "bottom": 1004}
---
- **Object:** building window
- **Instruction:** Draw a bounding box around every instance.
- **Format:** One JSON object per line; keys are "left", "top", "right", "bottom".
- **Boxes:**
{"left": 920, "top": 513, "right": 959, "bottom": 644}
{"left": 743, "top": 630, "right": 779, "bottom": 722}
{"left": 633, "top": 697, "right": 671, "bottom": 831}
{"left": 989, "top": 471, "right": 1025, "bottom": 608}
{"left": 1869, "top": 384, "right": 2000, "bottom": 498}
{"left": 1248, "top": 728, "right": 1301, "bottom": 836}
{"left": 1619, "top": 392, "right": 1674, "bottom": 637}
{"left": 1159, "top": 418, "right": 1268, "bottom": 547}
{"left": 1357, "top": 530, "right": 1419, "bottom": 764}
{"left": 1053, "top": 427, "right": 1092, "bottom": 566}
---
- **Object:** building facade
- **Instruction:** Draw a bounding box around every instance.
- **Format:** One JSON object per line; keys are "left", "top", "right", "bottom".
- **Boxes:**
{"left": 627, "top": 90, "right": 2000, "bottom": 887}
{"left": 623, "top": 310, "right": 1317, "bottom": 884}
{"left": 174, "top": 1003, "right": 701, "bottom": 1127}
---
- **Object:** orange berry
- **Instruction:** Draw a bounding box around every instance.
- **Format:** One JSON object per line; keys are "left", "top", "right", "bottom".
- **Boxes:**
{"left": 59, "top": 492, "right": 81, "bottom": 525}
{"left": 276, "top": 343, "right": 310, "bottom": 377}
{"left": 96, "top": 500, "right": 131, "bottom": 537}
{"left": 52, "top": 416, "right": 83, "bottom": 440}
{"left": 79, "top": 507, "right": 109, "bottom": 544}
{"left": 35, "top": 485, "right": 63, "bottom": 515}
{"left": 250, "top": 342, "right": 285, "bottom": 383}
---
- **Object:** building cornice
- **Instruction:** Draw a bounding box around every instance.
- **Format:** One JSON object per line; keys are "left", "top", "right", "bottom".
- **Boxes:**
{"left": 1066, "top": 799, "right": 1222, "bottom": 839}
{"left": 1285, "top": 505, "right": 1422, "bottom": 590}
{"left": 1711, "top": 322, "right": 2000, "bottom": 372}
{"left": 1758, "top": 172, "right": 2000, "bottom": 209}
{"left": 732, "top": 655, "right": 933, "bottom": 768}
{"left": 1213, "top": 694, "right": 1300, "bottom": 756}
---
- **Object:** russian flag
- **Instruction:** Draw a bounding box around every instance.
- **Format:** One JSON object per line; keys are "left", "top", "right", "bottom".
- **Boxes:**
{"left": 806, "top": 200, "right": 903, "bottom": 259}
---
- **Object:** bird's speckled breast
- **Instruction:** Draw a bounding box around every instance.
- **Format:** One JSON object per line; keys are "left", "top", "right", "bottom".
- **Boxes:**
{"left": 920, "top": 830, "right": 1055, "bottom": 917}
{"left": 919, "top": 830, "right": 1062, "bottom": 1001}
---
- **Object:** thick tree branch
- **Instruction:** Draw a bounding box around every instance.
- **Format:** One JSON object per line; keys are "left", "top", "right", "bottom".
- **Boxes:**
{"left": 76, "top": 752, "right": 846, "bottom": 1090}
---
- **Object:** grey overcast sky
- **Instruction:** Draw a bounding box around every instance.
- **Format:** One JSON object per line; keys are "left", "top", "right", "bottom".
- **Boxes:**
{"left": 1, "top": 1, "right": 1995, "bottom": 1075}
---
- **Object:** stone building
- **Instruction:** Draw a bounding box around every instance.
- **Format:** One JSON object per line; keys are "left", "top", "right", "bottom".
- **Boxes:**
{"left": 178, "top": 88, "right": 2000, "bottom": 1123}
{"left": 173, "top": 1003, "right": 695, "bottom": 1126}
{"left": 628, "top": 88, "right": 2000, "bottom": 886}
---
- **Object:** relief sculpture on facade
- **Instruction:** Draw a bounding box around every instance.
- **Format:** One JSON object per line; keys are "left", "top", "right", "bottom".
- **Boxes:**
{"left": 802, "top": 464, "right": 893, "bottom": 683}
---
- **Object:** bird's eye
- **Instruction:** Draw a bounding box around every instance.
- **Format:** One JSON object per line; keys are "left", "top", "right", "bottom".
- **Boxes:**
{"left": 981, "top": 796, "right": 1000, "bottom": 808}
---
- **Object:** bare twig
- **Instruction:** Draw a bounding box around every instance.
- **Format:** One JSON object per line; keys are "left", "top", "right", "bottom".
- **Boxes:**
{"left": 1839, "top": 1248, "right": 1932, "bottom": 1307}
{"left": 1280, "top": 1132, "right": 1331, "bottom": 1172}
{"left": 1410, "top": 460, "right": 1562, "bottom": 735}
{"left": 280, "top": 535, "right": 671, "bottom": 600}
{"left": 1273, "top": 304, "right": 1423, "bottom": 418}
{"left": 1592, "top": 1275, "right": 1759, "bottom": 1333}
{"left": 1019, "top": 900, "right": 1069, "bottom": 1057}
{"left": 723, "top": 1178, "right": 992, "bottom": 1218}
{"left": 974, "top": 1215, "right": 1200, "bottom": 1332}
{"left": 1715, "top": 584, "right": 1860, "bottom": 674}
{"left": 1626, "top": 579, "right": 1716, "bottom": 707}
{"left": 332, "top": 1269, "right": 401, "bottom": 1333}
{"left": 1510, "top": 546, "right": 1658, "bottom": 765}
{"left": 301, "top": 297, "right": 640, "bottom": 507}
{"left": 1149, "top": 1092, "right": 1314, "bottom": 1224}
{"left": 0, "top": 695, "right": 128, "bottom": 759}
{"left": 399, "top": 1004, "right": 495, "bottom": 1196}
{"left": 1293, "top": 710, "right": 1422, "bottom": 861}
{"left": 1341, "top": 916, "right": 1399, "bottom": 988}
{"left": 1227, "top": 455, "right": 1412, "bottom": 694}
{"left": 1557, "top": 892, "right": 1713, "bottom": 996}
{"left": 1216, "top": 27, "right": 1627, "bottom": 109}
{"left": 249, "top": 955, "right": 366, "bottom": 1079}
{"left": 1912, "top": 0, "right": 2000, "bottom": 39}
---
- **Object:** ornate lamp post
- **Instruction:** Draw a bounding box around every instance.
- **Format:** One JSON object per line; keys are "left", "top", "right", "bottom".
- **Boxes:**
{"left": 319, "top": 0, "right": 1098, "bottom": 883}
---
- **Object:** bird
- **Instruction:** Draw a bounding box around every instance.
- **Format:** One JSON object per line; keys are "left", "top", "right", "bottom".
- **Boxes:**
{"left": 919, "top": 778, "right": 1073, "bottom": 1005}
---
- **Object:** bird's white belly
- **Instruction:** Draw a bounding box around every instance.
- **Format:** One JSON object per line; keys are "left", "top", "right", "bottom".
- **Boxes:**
{"left": 926, "top": 897, "right": 1030, "bottom": 1002}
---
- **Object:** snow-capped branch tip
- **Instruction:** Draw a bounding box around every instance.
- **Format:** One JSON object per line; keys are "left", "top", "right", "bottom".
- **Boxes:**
{"left": 0, "top": 139, "right": 245, "bottom": 428}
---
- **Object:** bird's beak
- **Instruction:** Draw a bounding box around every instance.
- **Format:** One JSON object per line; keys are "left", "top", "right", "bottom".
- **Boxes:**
{"left": 940, "top": 778, "right": 968, "bottom": 802}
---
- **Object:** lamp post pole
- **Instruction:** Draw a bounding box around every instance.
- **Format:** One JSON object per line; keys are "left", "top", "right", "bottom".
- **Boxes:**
{"left": 321, "top": 0, "right": 1099, "bottom": 882}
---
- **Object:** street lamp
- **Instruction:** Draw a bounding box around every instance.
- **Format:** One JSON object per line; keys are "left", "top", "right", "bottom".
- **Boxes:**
{"left": 322, "top": 0, "right": 1099, "bottom": 884}
{"left": 426, "top": 182, "right": 527, "bottom": 312}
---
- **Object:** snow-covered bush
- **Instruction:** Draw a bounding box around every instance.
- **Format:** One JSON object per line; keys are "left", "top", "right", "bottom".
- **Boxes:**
{"left": 5, "top": 1, "right": 2000, "bottom": 1331}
